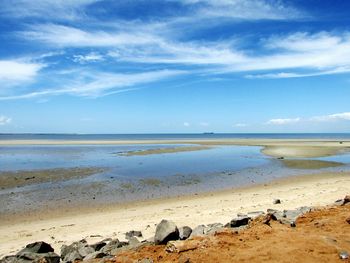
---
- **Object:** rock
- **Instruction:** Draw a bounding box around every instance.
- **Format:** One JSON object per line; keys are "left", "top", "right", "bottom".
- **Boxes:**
{"left": 273, "top": 199, "right": 281, "bottom": 204}
{"left": 18, "top": 252, "right": 60, "bottom": 263}
{"left": 60, "top": 239, "right": 94, "bottom": 262}
{"left": 206, "top": 223, "right": 224, "bottom": 234}
{"left": 90, "top": 241, "right": 106, "bottom": 251}
{"left": 128, "top": 236, "right": 141, "bottom": 248}
{"left": 189, "top": 225, "right": 206, "bottom": 238}
{"left": 77, "top": 246, "right": 95, "bottom": 258}
{"left": 290, "top": 221, "right": 296, "bottom": 227}
{"left": 179, "top": 226, "right": 192, "bottom": 240}
{"left": 154, "top": 220, "right": 179, "bottom": 245}
{"left": 339, "top": 251, "right": 349, "bottom": 260}
{"left": 125, "top": 230, "right": 143, "bottom": 240}
{"left": 17, "top": 241, "right": 54, "bottom": 255}
{"left": 346, "top": 217, "right": 350, "bottom": 224}
{"left": 335, "top": 196, "right": 350, "bottom": 206}
{"left": 283, "top": 206, "right": 312, "bottom": 221}
{"left": 227, "top": 216, "right": 251, "bottom": 228}
{"left": 83, "top": 251, "right": 108, "bottom": 260}
{"left": 101, "top": 239, "right": 128, "bottom": 254}
{"left": 165, "top": 240, "right": 200, "bottom": 253}
{"left": 63, "top": 250, "right": 83, "bottom": 262}
{"left": 61, "top": 239, "right": 87, "bottom": 259}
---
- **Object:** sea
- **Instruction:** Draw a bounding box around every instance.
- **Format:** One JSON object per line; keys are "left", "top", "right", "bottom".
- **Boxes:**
{"left": 1, "top": 133, "right": 350, "bottom": 214}
{"left": 1, "top": 133, "right": 350, "bottom": 140}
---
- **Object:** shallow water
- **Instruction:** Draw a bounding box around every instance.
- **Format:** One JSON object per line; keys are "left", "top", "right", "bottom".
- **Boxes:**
{"left": 1, "top": 144, "right": 350, "bottom": 214}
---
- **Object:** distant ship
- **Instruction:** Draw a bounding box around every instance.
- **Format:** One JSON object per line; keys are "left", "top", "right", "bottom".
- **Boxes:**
{"left": 203, "top": 132, "right": 215, "bottom": 135}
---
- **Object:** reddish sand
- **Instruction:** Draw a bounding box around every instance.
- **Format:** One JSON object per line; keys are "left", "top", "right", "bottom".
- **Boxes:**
{"left": 106, "top": 204, "right": 350, "bottom": 263}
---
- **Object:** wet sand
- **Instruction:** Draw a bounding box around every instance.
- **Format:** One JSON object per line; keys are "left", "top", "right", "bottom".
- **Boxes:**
{"left": 1, "top": 171, "right": 350, "bottom": 257}
{"left": 0, "top": 167, "right": 106, "bottom": 189}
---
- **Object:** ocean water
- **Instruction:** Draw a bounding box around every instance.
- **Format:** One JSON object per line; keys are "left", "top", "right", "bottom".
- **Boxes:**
{"left": 1, "top": 133, "right": 350, "bottom": 140}
{"left": 1, "top": 134, "right": 350, "bottom": 214}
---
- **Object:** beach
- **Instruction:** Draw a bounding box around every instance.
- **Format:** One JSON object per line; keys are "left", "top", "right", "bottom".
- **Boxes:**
{"left": 1, "top": 138, "right": 350, "bottom": 258}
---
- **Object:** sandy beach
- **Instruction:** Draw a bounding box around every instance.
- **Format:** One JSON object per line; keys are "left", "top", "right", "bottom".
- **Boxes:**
{"left": 1, "top": 170, "right": 350, "bottom": 258}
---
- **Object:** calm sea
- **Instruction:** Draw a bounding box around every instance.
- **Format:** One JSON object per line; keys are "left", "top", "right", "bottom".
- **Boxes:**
{"left": 1, "top": 133, "right": 350, "bottom": 140}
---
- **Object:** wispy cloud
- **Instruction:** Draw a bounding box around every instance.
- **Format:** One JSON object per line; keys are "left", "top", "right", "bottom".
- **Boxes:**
{"left": 0, "top": 69, "right": 185, "bottom": 100}
{"left": 183, "top": 122, "right": 190, "bottom": 127}
{"left": 267, "top": 118, "right": 301, "bottom": 125}
{"left": 173, "top": 0, "right": 302, "bottom": 20}
{"left": 0, "top": 115, "right": 11, "bottom": 125}
{"left": 311, "top": 112, "right": 350, "bottom": 122}
{"left": 0, "top": 0, "right": 100, "bottom": 20}
{"left": 0, "top": 60, "right": 44, "bottom": 87}
{"left": 72, "top": 52, "right": 104, "bottom": 64}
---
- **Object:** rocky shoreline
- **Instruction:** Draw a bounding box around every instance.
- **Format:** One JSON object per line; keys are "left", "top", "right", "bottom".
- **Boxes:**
{"left": 2, "top": 196, "right": 350, "bottom": 263}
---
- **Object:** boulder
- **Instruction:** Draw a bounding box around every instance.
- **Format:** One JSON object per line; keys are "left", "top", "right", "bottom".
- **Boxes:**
{"left": 101, "top": 239, "right": 128, "bottom": 254}
{"left": 18, "top": 252, "right": 60, "bottom": 263}
{"left": 226, "top": 216, "right": 251, "bottom": 228}
{"left": 339, "top": 251, "right": 349, "bottom": 260}
{"left": 206, "top": 223, "right": 224, "bottom": 234}
{"left": 17, "top": 242, "right": 54, "bottom": 256}
{"left": 60, "top": 239, "right": 94, "bottom": 262}
{"left": 189, "top": 225, "right": 206, "bottom": 238}
{"left": 90, "top": 241, "right": 107, "bottom": 251}
{"left": 62, "top": 250, "right": 83, "bottom": 262}
{"left": 179, "top": 226, "right": 192, "bottom": 240}
{"left": 125, "top": 230, "right": 143, "bottom": 240}
{"left": 83, "top": 251, "right": 108, "bottom": 261}
{"left": 154, "top": 220, "right": 179, "bottom": 245}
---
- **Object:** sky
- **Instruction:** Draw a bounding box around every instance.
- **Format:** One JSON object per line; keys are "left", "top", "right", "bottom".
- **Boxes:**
{"left": 0, "top": 0, "right": 350, "bottom": 133}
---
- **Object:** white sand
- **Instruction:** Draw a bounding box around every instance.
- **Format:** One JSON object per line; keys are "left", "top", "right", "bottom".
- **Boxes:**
{"left": 1, "top": 171, "right": 349, "bottom": 257}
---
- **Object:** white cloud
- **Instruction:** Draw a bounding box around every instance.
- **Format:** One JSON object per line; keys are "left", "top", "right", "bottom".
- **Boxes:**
{"left": 267, "top": 118, "right": 301, "bottom": 125}
{"left": 199, "top": 122, "right": 209, "bottom": 126}
{"left": 0, "top": 116, "right": 11, "bottom": 125}
{"left": 21, "top": 24, "right": 163, "bottom": 48}
{"left": 0, "top": 0, "right": 100, "bottom": 20}
{"left": 0, "top": 69, "right": 185, "bottom": 100}
{"left": 0, "top": 60, "right": 43, "bottom": 86}
{"left": 183, "top": 122, "right": 190, "bottom": 127}
{"left": 72, "top": 52, "right": 104, "bottom": 63}
{"left": 174, "top": 0, "right": 302, "bottom": 20}
{"left": 311, "top": 112, "right": 350, "bottom": 122}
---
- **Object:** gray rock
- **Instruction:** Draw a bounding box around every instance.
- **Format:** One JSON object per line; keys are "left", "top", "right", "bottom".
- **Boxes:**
{"left": 206, "top": 223, "right": 224, "bottom": 234}
{"left": 60, "top": 239, "right": 87, "bottom": 259}
{"left": 154, "top": 220, "right": 179, "bottom": 245}
{"left": 128, "top": 236, "right": 141, "bottom": 248}
{"left": 63, "top": 251, "right": 83, "bottom": 262}
{"left": 101, "top": 239, "right": 128, "bottom": 254}
{"left": 283, "top": 206, "right": 312, "bottom": 221}
{"left": 227, "top": 216, "right": 251, "bottom": 228}
{"left": 83, "top": 251, "right": 108, "bottom": 261}
{"left": 189, "top": 225, "right": 206, "bottom": 238}
{"left": 273, "top": 199, "right": 281, "bottom": 204}
{"left": 179, "top": 226, "right": 192, "bottom": 240}
{"left": 77, "top": 246, "right": 94, "bottom": 258}
{"left": 90, "top": 241, "right": 106, "bottom": 251}
{"left": 18, "top": 252, "right": 60, "bottom": 263}
{"left": 17, "top": 241, "right": 54, "bottom": 255}
{"left": 125, "top": 230, "right": 143, "bottom": 240}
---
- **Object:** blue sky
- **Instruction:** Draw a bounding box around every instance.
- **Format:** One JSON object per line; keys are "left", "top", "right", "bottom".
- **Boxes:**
{"left": 0, "top": 0, "right": 350, "bottom": 133}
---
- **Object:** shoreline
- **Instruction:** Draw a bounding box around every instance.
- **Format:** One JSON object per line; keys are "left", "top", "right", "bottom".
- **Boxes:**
{"left": 1, "top": 170, "right": 350, "bottom": 257}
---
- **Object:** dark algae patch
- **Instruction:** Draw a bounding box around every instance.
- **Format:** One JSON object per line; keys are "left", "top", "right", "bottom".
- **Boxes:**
{"left": 0, "top": 167, "right": 106, "bottom": 189}
{"left": 281, "top": 159, "right": 344, "bottom": 169}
